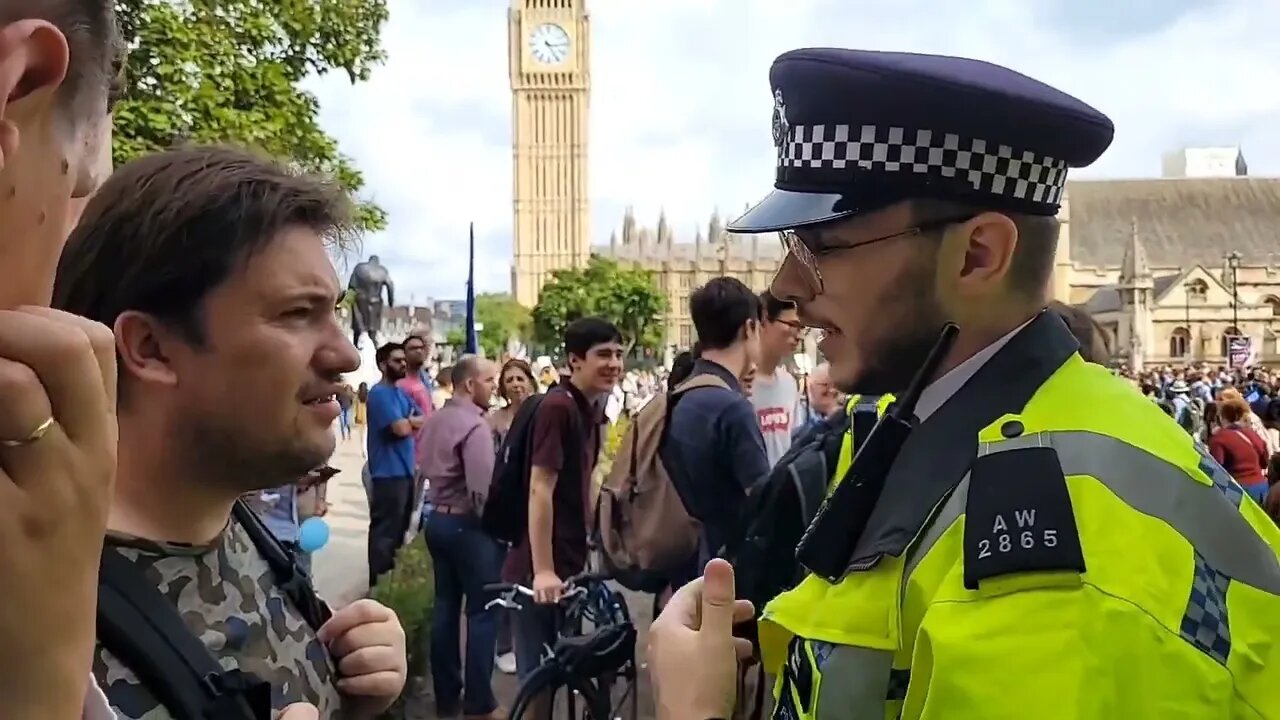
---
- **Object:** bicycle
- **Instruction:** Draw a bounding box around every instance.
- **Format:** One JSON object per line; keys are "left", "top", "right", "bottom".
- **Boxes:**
{"left": 484, "top": 573, "right": 639, "bottom": 720}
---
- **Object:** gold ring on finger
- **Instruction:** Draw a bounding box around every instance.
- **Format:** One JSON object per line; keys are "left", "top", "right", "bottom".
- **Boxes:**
{"left": 0, "top": 416, "right": 56, "bottom": 448}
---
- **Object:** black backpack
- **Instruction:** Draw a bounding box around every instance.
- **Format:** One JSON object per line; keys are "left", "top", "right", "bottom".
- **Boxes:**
{"left": 483, "top": 387, "right": 584, "bottom": 545}
{"left": 725, "top": 401, "right": 878, "bottom": 614}
{"left": 96, "top": 499, "right": 332, "bottom": 720}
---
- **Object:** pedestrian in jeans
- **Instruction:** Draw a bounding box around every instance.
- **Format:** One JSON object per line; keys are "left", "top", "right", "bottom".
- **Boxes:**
{"left": 366, "top": 342, "right": 423, "bottom": 587}
{"left": 421, "top": 357, "right": 505, "bottom": 719}
{"left": 505, "top": 318, "right": 624, "bottom": 715}
{"left": 337, "top": 384, "right": 354, "bottom": 440}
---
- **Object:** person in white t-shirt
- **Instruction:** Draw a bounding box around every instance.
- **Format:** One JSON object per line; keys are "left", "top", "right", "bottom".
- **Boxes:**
{"left": 750, "top": 291, "right": 806, "bottom": 466}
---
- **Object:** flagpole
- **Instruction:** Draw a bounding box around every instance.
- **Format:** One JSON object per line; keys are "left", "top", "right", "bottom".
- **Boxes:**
{"left": 464, "top": 222, "right": 479, "bottom": 356}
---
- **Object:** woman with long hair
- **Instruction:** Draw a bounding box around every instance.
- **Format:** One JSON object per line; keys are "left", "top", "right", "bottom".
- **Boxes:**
{"left": 486, "top": 358, "right": 538, "bottom": 675}
{"left": 488, "top": 359, "right": 538, "bottom": 447}
{"left": 355, "top": 381, "right": 369, "bottom": 458}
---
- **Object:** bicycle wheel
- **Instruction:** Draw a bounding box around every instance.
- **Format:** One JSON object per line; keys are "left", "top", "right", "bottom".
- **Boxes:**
{"left": 509, "top": 662, "right": 611, "bottom": 720}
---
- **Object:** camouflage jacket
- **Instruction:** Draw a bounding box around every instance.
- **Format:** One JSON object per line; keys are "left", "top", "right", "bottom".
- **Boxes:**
{"left": 92, "top": 517, "right": 343, "bottom": 719}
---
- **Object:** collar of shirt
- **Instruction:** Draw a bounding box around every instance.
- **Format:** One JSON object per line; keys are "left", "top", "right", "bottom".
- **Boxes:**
{"left": 691, "top": 358, "right": 744, "bottom": 393}
{"left": 559, "top": 375, "right": 607, "bottom": 424}
{"left": 443, "top": 396, "right": 483, "bottom": 416}
{"left": 914, "top": 317, "right": 1035, "bottom": 423}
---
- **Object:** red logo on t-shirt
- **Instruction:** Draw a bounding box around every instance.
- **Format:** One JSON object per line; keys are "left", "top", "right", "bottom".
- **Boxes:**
{"left": 757, "top": 407, "right": 790, "bottom": 434}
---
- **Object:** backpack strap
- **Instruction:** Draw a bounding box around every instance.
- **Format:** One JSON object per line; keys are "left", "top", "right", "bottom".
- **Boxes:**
{"left": 231, "top": 499, "right": 333, "bottom": 631}
{"left": 97, "top": 551, "right": 272, "bottom": 720}
{"left": 671, "top": 372, "right": 731, "bottom": 396}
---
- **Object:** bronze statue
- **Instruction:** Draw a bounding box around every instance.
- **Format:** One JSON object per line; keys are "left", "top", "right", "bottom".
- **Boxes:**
{"left": 347, "top": 255, "right": 395, "bottom": 349}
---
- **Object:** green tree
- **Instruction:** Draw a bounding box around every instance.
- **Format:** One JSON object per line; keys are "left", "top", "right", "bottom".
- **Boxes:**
{"left": 444, "top": 293, "right": 531, "bottom": 357}
{"left": 532, "top": 256, "right": 667, "bottom": 357}
{"left": 113, "top": 0, "right": 390, "bottom": 231}
{"left": 476, "top": 293, "right": 531, "bottom": 357}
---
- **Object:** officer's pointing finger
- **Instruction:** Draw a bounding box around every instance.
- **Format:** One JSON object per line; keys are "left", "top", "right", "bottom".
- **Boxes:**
{"left": 699, "top": 558, "right": 737, "bottom": 637}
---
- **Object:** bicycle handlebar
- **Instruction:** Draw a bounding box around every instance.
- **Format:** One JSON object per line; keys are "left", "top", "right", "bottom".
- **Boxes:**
{"left": 482, "top": 572, "right": 607, "bottom": 611}
{"left": 482, "top": 571, "right": 608, "bottom": 595}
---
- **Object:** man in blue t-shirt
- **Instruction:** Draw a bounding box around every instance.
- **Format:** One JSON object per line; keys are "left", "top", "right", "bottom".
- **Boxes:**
{"left": 366, "top": 342, "right": 422, "bottom": 586}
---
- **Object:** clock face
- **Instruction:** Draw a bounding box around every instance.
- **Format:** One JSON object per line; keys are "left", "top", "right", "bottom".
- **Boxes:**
{"left": 529, "top": 23, "right": 570, "bottom": 65}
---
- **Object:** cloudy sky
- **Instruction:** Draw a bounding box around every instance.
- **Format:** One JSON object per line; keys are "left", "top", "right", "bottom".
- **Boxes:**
{"left": 307, "top": 0, "right": 1280, "bottom": 303}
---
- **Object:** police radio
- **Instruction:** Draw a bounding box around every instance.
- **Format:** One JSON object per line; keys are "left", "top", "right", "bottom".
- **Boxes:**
{"left": 795, "top": 322, "right": 960, "bottom": 583}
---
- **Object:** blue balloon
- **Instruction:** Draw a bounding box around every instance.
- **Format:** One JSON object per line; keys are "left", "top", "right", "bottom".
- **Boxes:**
{"left": 298, "top": 517, "right": 330, "bottom": 554}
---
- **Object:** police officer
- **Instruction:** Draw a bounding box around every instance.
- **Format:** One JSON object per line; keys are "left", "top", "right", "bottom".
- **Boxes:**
{"left": 648, "top": 47, "right": 1280, "bottom": 719}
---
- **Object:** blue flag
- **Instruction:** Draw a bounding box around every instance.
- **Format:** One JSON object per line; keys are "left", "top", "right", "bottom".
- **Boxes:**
{"left": 464, "top": 223, "right": 479, "bottom": 355}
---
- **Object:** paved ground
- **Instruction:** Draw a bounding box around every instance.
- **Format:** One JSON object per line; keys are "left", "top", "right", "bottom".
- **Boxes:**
{"left": 311, "top": 433, "right": 657, "bottom": 719}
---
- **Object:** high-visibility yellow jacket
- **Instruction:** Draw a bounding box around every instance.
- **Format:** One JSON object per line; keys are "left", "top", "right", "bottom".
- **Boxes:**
{"left": 759, "top": 310, "right": 1280, "bottom": 719}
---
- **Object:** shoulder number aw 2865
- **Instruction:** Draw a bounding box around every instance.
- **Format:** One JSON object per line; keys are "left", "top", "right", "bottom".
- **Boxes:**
{"left": 963, "top": 446, "right": 1086, "bottom": 590}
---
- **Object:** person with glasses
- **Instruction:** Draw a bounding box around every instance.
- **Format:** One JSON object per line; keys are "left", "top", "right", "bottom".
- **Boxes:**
{"left": 752, "top": 290, "right": 806, "bottom": 466}
{"left": 648, "top": 48, "right": 1280, "bottom": 720}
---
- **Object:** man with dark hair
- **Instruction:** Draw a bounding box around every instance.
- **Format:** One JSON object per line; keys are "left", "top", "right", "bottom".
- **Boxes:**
{"left": 507, "top": 317, "right": 623, "bottom": 683}
{"left": 54, "top": 145, "right": 407, "bottom": 718}
{"left": 398, "top": 329, "right": 435, "bottom": 437}
{"left": 652, "top": 47, "right": 1280, "bottom": 720}
{"left": 396, "top": 329, "right": 433, "bottom": 548}
{"left": 0, "top": 3, "right": 121, "bottom": 716}
{"left": 753, "top": 290, "right": 804, "bottom": 465}
{"left": 366, "top": 340, "right": 421, "bottom": 587}
{"left": 1047, "top": 300, "right": 1111, "bottom": 364}
{"left": 662, "top": 277, "right": 769, "bottom": 587}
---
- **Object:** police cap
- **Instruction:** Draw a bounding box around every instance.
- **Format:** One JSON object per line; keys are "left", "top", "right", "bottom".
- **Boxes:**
{"left": 728, "top": 48, "right": 1115, "bottom": 233}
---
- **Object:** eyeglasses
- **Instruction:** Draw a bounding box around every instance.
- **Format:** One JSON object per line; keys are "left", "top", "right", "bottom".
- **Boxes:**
{"left": 775, "top": 318, "right": 806, "bottom": 334}
{"left": 777, "top": 216, "right": 972, "bottom": 296}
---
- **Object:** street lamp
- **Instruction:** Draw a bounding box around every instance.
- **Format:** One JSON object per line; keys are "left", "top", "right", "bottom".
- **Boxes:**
{"left": 1182, "top": 280, "right": 1193, "bottom": 359}
{"left": 1226, "top": 251, "right": 1242, "bottom": 366}
{"left": 1227, "top": 251, "right": 1242, "bottom": 331}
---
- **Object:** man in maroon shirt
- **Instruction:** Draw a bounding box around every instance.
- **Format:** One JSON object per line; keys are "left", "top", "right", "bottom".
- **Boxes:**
{"left": 505, "top": 317, "right": 623, "bottom": 683}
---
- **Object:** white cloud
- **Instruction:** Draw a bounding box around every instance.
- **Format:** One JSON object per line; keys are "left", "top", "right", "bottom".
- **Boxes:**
{"left": 308, "top": 0, "right": 1280, "bottom": 302}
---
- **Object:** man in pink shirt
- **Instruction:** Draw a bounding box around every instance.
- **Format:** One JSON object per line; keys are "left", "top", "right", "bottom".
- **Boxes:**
{"left": 396, "top": 330, "right": 436, "bottom": 464}
{"left": 396, "top": 331, "right": 436, "bottom": 530}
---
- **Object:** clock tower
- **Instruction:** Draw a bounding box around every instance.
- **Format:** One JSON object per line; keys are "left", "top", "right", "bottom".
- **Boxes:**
{"left": 509, "top": 0, "right": 591, "bottom": 308}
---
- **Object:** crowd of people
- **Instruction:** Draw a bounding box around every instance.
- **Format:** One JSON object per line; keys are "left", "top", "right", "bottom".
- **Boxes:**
{"left": 1122, "top": 364, "right": 1280, "bottom": 509}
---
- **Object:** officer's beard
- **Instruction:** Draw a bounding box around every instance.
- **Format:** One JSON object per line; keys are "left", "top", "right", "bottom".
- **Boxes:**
{"left": 845, "top": 251, "right": 949, "bottom": 397}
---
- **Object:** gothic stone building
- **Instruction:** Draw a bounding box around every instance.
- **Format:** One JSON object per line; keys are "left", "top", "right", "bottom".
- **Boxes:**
{"left": 600, "top": 173, "right": 1280, "bottom": 369}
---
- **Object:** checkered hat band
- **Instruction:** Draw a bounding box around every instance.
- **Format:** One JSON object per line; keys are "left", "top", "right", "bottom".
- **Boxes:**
{"left": 778, "top": 124, "right": 1068, "bottom": 205}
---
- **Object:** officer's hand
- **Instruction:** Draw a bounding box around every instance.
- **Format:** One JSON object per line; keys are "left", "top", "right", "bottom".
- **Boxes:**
{"left": 279, "top": 702, "right": 319, "bottom": 719}
{"left": 648, "top": 559, "right": 755, "bottom": 720}
{"left": 0, "top": 308, "right": 117, "bottom": 718}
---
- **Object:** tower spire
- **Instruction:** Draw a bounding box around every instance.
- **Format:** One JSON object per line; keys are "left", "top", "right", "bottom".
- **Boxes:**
{"left": 1120, "top": 217, "right": 1149, "bottom": 283}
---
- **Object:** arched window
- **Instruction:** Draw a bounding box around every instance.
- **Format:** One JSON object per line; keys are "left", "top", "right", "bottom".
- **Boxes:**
{"left": 1221, "top": 326, "right": 1242, "bottom": 358}
{"left": 1186, "top": 279, "right": 1209, "bottom": 303}
{"left": 1169, "top": 327, "right": 1191, "bottom": 358}
{"left": 1264, "top": 295, "right": 1280, "bottom": 317}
